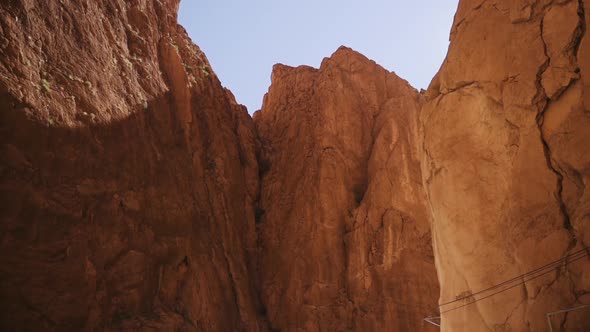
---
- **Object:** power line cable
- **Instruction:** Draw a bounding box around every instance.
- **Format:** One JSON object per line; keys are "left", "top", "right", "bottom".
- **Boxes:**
{"left": 438, "top": 247, "right": 590, "bottom": 308}
{"left": 437, "top": 252, "right": 589, "bottom": 315}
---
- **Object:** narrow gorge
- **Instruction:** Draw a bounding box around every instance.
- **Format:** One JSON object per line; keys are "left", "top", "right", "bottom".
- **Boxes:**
{"left": 0, "top": 0, "right": 588, "bottom": 331}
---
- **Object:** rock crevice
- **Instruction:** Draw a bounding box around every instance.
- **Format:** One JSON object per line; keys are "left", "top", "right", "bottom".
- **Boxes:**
{"left": 1, "top": 0, "right": 590, "bottom": 331}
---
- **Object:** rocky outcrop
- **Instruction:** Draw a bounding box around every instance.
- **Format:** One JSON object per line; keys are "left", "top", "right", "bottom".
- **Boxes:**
{"left": 3, "top": 0, "right": 589, "bottom": 331}
{"left": 0, "top": 1, "right": 441, "bottom": 331}
{"left": 422, "top": 0, "right": 590, "bottom": 330}
{"left": 0, "top": 1, "right": 265, "bottom": 330}
{"left": 254, "top": 47, "right": 439, "bottom": 331}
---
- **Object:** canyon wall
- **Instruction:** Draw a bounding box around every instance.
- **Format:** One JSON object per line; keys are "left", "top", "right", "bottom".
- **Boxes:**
{"left": 254, "top": 47, "right": 439, "bottom": 331}
{"left": 0, "top": 2, "right": 438, "bottom": 331}
{"left": 422, "top": 0, "right": 590, "bottom": 330}
{"left": 0, "top": 0, "right": 265, "bottom": 330}
{"left": 2, "top": 0, "right": 589, "bottom": 331}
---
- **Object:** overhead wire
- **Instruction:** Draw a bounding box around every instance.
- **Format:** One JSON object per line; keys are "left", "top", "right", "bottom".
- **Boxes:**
{"left": 422, "top": 246, "right": 590, "bottom": 319}
{"left": 438, "top": 247, "right": 590, "bottom": 309}
{"left": 437, "top": 251, "right": 589, "bottom": 315}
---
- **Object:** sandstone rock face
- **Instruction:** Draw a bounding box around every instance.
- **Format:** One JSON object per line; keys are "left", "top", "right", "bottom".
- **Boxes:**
{"left": 4, "top": 0, "right": 588, "bottom": 331}
{"left": 254, "top": 47, "right": 439, "bottom": 331}
{"left": 0, "top": 1, "right": 265, "bottom": 330}
{"left": 422, "top": 0, "right": 590, "bottom": 330}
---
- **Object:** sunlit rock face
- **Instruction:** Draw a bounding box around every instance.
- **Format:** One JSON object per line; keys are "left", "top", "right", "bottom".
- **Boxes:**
{"left": 0, "top": 1, "right": 265, "bottom": 330}
{"left": 0, "top": 1, "right": 440, "bottom": 330}
{"left": 2, "top": 0, "right": 589, "bottom": 331}
{"left": 421, "top": 0, "right": 590, "bottom": 330}
{"left": 254, "top": 47, "right": 439, "bottom": 332}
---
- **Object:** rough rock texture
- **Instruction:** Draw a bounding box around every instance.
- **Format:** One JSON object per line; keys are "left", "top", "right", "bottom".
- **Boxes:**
{"left": 0, "top": 1, "right": 266, "bottom": 330}
{"left": 422, "top": 0, "right": 590, "bottom": 330}
{"left": 254, "top": 47, "right": 439, "bottom": 331}
{"left": 5, "top": 0, "right": 589, "bottom": 331}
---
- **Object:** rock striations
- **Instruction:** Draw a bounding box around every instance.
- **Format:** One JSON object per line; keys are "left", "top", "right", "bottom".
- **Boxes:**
{"left": 1, "top": 0, "right": 589, "bottom": 331}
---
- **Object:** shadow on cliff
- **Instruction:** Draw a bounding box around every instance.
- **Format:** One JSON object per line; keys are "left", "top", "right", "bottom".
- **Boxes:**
{"left": 0, "top": 88, "right": 266, "bottom": 331}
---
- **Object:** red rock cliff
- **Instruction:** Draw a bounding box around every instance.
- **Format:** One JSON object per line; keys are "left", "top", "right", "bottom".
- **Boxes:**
{"left": 422, "top": 0, "right": 590, "bottom": 330}
{"left": 0, "top": 1, "right": 265, "bottom": 330}
{"left": 254, "top": 47, "right": 439, "bottom": 331}
{"left": 3, "top": 0, "right": 589, "bottom": 331}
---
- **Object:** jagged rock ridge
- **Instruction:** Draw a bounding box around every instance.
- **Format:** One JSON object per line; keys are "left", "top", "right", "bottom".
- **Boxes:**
{"left": 1, "top": 0, "right": 590, "bottom": 331}
{"left": 254, "top": 47, "right": 439, "bottom": 331}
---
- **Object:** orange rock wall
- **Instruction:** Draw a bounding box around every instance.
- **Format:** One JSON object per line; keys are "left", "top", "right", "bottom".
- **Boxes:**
{"left": 0, "top": 1, "right": 265, "bottom": 330}
{"left": 254, "top": 47, "right": 439, "bottom": 331}
{"left": 2, "top": 0, "right": 589, "bottom": 331}
{"left": 422, "top": 0, "right": 590, "bottom": 330}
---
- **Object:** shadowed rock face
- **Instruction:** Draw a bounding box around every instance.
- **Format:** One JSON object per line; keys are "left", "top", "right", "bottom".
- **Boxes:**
{"left": 254, "top": 47, "right": 439, "bottom": 331}
{"left": 0, "top": 1, "right": 438, "bottom": 331}
{"left": 0, "top": 1, "right": 265, "bottom": 330}
{"left": 2, "top": 0, "right": 589, "bottom": 331}
{"left": 422, "top": 0, "right": 590, "bottom": 330}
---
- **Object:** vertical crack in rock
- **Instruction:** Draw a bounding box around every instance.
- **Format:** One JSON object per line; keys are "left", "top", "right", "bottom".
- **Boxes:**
{"left": 535, "top": 115, "right": 574, "bottom": 232}
{"left": 202, "top": 179, "right": 243, "bottom": 320}
{"left": 534, "top": 1, "right": 586, "bottom": 234}
{"left": 6, "top": 0, "right": 590, "bottom": 330}
{"left": 575, "top": 0, "right": 587, "bottom": 57}
{"left": 560, "top": 311, "right": 569, "bottom": 331}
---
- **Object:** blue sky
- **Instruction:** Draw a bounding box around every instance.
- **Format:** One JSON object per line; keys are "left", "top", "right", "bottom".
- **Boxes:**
{"left": 178, "top": 1, "right": 459, "bottom": 113}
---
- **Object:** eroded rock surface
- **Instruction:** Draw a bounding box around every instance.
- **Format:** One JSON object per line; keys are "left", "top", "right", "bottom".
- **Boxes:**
{"left": 254, "top": 47, "right": 439, "bottom": 331}
{"left": 0, "top": 1, "right": 265, "bottom": 330}
{"left": 3, "top": 0, "right": 589, "bottom": 331}
{"left": 422, "top": 0, "right": 590, "bottom": 330}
